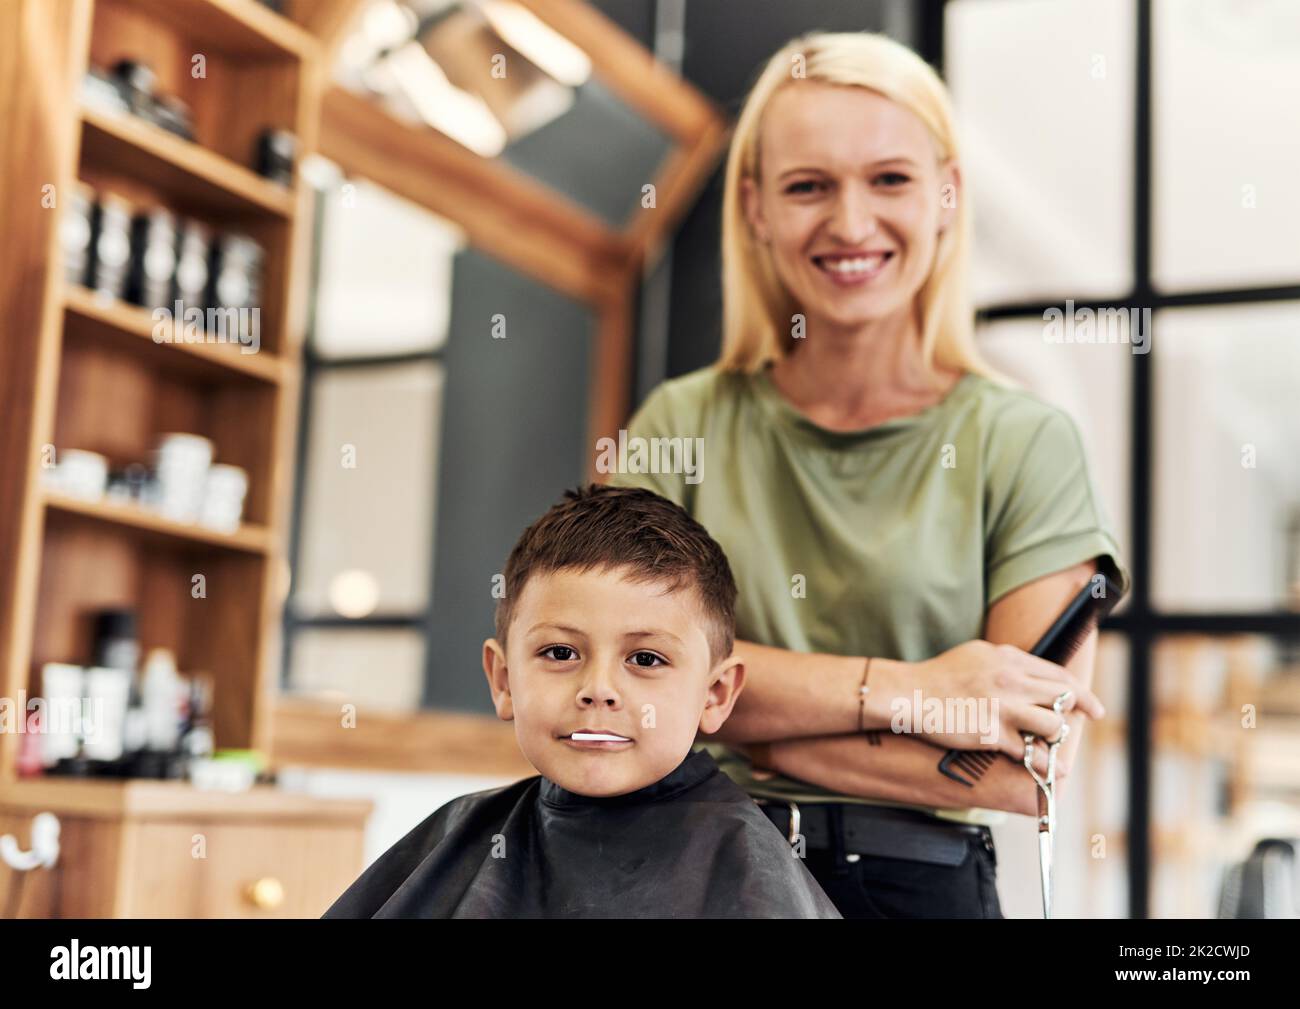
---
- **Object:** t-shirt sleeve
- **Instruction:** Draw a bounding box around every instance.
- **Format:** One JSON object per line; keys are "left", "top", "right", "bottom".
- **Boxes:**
{"left": 983, "top": 403, "right": 1130, "bottom": 606}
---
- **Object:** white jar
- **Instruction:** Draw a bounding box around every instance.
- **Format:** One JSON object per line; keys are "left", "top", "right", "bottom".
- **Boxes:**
{"left": 198, "top": 464, "right": 249, "bottom": 533}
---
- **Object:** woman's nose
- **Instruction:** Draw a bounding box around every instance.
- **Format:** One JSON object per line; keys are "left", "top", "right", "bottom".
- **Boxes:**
{"left": 827, "top": 184, "right": 879, "bottom": 244}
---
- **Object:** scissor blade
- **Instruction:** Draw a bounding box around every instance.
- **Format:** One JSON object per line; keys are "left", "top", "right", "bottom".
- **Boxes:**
{"left": 1038, "top": 829, "right": 1054, "bottom": 918}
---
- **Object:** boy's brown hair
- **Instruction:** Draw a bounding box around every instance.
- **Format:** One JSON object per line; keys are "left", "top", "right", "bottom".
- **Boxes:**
{"left": 495, "top": 484, "right": 737, "bottom": 665}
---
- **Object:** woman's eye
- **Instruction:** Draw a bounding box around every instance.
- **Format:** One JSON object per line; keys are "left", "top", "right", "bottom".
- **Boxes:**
{"left": 628, "top": 651, "right": 666, "bottom": 668}
{"left": 541, "top": 645, "right": 577, "bottom": 662}
{"left": 876, "top": 172, "right": 910, "bottom": 186}
{"left": 784, "top": 179, "right": 821, "bottom": 195}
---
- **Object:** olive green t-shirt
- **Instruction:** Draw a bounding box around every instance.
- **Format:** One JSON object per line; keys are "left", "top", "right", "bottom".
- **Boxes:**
{"left": 609, "top": 364, "right": 1130, "bottom": 826}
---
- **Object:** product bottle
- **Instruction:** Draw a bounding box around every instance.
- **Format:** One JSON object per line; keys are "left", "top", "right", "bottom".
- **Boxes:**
{"left": 141, "top": 647, "right": 183, "bottom": 752}
{"left": 180, "top": 673, "right": 216, "bottom": 772}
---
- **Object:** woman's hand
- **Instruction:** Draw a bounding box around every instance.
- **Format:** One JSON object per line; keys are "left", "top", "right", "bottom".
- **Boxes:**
{"left": 867, "top": 639, "right": 1104, "bottom": 766}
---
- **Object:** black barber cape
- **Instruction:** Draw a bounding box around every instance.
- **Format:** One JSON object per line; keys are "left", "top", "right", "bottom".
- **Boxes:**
{"left": 323, "top": 748, "right": 841, "bottom": 918}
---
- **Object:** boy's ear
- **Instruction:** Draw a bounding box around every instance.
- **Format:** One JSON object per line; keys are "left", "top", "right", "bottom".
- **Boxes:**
{"left": 482, "top": 639, "right": 514, "bottom": 722}
{"left": 698, "top": 655, "right": 745, "bottom": 736}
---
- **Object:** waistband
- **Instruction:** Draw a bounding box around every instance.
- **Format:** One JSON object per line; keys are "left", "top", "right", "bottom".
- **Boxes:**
{"left": 754, "top": 797, "right": 992, "bottom": 867}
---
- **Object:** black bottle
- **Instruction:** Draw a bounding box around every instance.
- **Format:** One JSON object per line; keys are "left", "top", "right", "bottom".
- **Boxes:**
{"left": 173, "top": 218, "right": 211, "bottom": 317}
{"left": 208, "top": 232, "right": 263, "bottom": 340}
{"left": 89, "top": 191, "right": 133, "bottom": 299}
{"left": 127, "top": 207, "right": 178, "bottom": 310}
{"left": 61, "top": 181, "right": 96, "bottom": 286}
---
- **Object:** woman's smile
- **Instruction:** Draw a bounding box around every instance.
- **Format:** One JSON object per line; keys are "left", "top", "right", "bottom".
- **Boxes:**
{"left": 811, "top": 250, "right": 895, "bottom": 287}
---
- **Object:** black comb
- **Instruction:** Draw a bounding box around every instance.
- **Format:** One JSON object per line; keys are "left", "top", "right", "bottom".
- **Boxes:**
{"left": 936, "top": 562, "right": 1126, "bottom": 786}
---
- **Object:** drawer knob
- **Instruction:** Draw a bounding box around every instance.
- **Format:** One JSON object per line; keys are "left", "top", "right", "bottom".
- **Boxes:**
{"left": 245, "top": 877, "right": 285, "bottom": 910}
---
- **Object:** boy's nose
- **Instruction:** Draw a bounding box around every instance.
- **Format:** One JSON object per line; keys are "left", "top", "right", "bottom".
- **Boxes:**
{"left": 577, "top": 665, "right": 623, "bottom": 708}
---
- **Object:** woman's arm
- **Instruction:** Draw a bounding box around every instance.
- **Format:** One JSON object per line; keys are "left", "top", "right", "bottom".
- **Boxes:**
{"left": 755, "top": 731, "right": 1043, "bottom": 817}
{"left": 736, "top": 560, "right": 1104, "bottom": 815}
{"left": 708, "top": 568, "right": 1105, "bottom": 763}
{"left": 705, "top": 645, "right": 880, "bottom": 740}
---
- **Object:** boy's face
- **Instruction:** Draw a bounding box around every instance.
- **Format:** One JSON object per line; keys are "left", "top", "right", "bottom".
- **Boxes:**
{"left": 482, "top": 565, "right": 744, "bottom": 797}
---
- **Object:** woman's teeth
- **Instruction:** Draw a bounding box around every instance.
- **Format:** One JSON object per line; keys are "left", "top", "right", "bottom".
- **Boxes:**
{"left": 816, "top": 253, "right": 891, "bottom": 276}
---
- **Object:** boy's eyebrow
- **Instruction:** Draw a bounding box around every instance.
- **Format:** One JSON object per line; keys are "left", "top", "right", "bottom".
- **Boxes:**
{"left": 625, "top": 629, "right": 684, "bottom": 646}
{"left": 526, "top": 622, "right": 589, "bottom": 637}
{"left": 526, "top": 625, "right": 685, "bottom": 647}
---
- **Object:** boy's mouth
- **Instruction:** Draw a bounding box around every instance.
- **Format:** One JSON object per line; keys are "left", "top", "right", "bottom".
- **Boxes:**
{"left": 561, "top": 729, "right": 634, "bottom": 749}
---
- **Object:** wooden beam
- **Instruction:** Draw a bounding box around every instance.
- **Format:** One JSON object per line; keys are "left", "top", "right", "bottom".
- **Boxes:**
{"left": 513, "top": 0, "right": 722, "bottom": 145}
{"left": 318, "top": 85, "right": 630, "bottom": 304}
{"left": 625, "top": 118, "right": 731, "bottom": 273}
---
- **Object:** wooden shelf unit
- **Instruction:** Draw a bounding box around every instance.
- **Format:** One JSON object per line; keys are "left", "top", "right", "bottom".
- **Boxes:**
{"left": 79, "top": 105, "right": 296, "bottom": 219}
{"left": 64, "top": 283, "right": 286, "bottom": 384}
{"left": 0, "top": 0, "right": 322, "bottom": 787}
{"left": 43, "top": 489, "right": 274, "bottom": 555}
{"left": 115, "top": 0, "right": 318, "bottom": 60}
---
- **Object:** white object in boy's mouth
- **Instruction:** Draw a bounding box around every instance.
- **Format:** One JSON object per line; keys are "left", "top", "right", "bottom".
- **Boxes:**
{"left": 569, "top": 732, "right": 631, "bottom": 742}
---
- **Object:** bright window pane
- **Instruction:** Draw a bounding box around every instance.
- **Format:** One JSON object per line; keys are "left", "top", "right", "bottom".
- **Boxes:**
{"left": 294, "top": 361, "right": 444, "bottom": 618}
{"left": 314, "top": 175, "right": 464, "bottom": 359}
{"left": 1152, "top": 0, "right": 1300, "bottom": 292}
{"left": 1153, "top": 302, "right": 1300, "bottom": 612}
{"left": 947, "top": 0, "right": 1134, "bottom": 305}
{"left": 287, "top": 627, "right": 426, "bottom": 712}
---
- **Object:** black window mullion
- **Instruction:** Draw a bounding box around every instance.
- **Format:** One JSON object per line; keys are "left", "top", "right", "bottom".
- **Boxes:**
{"left": 1126, "top": 0, "right": 1155, "bottom": 920}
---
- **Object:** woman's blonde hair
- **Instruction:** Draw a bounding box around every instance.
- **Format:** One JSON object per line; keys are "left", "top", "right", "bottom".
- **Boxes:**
{"left": 718, "top": 31, "right": 1000, "bottom": 380}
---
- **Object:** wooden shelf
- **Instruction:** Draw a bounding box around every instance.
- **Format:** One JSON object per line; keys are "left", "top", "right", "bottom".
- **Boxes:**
{"left": 65, "top": 284, "right": 285, "bottom": 385}
{"left": 80, "top": 105, "right": 296, "bottom": 219}
{"left": 43, "top": 489, "right": 273, "bottom": 555}
{"left": 116, "top": 0, "right": 318, "bottom": 60}
{"left": 0, "top": 777, "right": 370, "bottom": 824}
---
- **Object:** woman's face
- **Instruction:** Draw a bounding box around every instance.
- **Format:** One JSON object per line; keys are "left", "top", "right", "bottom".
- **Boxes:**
{"left": 741, "top": 81, "right": 959, "bottom": 335}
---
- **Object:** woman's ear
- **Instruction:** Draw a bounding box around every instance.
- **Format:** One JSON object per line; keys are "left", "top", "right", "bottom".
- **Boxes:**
{"left": 740, "top": 175, "right": 769, "bottom": 244}
{"left": 937, "top": 159, "right": 961, "bottom": 235}
{"left": 482, "top": 638, "right": 514, "bottom": 721}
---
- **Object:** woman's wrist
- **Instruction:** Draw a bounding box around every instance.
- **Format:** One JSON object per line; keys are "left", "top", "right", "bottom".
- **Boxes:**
{"left": 857, "top": 656, "right": 908, "bottom": 731}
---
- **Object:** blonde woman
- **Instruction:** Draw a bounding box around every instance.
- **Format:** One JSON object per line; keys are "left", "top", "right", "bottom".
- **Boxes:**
{"left": 609, "top": 31, "right": 1129, "bottom": 918}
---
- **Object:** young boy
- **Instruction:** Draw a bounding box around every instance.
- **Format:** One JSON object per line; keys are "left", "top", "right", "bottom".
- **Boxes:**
{"left": 323, "top": 484, "right": 840, "bottom": 918}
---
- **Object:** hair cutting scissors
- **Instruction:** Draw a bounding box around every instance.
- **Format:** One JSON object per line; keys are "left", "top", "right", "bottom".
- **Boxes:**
{"left": 1023, "top": 689, "right": 1072, "bottom": 918}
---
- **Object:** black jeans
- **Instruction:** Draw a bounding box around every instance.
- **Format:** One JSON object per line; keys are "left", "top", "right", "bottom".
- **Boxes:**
{"left": 803, "top": 823, "right": 1004, "bottom": 919}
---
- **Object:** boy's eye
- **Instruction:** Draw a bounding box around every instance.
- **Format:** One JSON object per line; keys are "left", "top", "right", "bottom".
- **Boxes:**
{"left": 628, "top": 651, "right": 666, "bottom": 668}
{"left": 540, "top": 645, "right": 578, "bottom": 662}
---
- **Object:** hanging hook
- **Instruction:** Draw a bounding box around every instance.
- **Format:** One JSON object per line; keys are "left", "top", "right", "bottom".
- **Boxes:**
{"left": 0, "top": 812, "right": 61, "bottom": 872}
